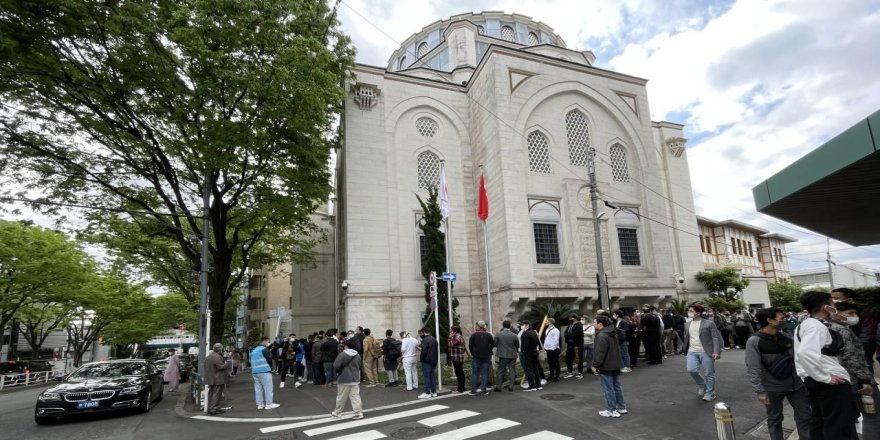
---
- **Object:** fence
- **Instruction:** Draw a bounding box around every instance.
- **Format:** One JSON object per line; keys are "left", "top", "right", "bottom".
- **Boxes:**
{"left": 0, "top": 371, "right": 60, "bottom": 390}
{"left": 189, "top": 372, "right": 203, "bottom": 410}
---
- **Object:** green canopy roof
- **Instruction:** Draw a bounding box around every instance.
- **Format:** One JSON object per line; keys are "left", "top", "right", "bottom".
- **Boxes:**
{"left": 753, "top": 110, "right": 880, "bottom": 246}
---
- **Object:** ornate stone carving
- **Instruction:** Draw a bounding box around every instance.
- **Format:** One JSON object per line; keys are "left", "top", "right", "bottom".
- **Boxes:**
{"left": 665, "top": 137, "right": 687, "bottom": 157}
{"left": 349, "top": 83, "right": 380, "bottom": 110}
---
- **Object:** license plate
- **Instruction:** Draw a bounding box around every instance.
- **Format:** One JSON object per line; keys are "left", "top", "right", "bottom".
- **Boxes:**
{"left": 77, "top": 401, "right": 99, "bottom": 409}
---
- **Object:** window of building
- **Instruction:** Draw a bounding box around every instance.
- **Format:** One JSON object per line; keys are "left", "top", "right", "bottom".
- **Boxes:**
{"left": 747, "top": 241, "right": 754, "bottom": 257}
{"left": 501, "top": 25, "right": 515, "bottom": 41}
{"left": 529, "top": 200, "right": 561, "bottom": 265}
{"left": 616, "top": 209, "right": 641, "bottom": 266}
{"left": 564, "top": 110, "right": 590, "bottom": 166}
{"left": 417, "top": 42, "right": 430, "bottom": 57}
{"left": 527, "top": 130, "right": 552, "bottom": 173}
{"left": 398, "top": 56, "right": 408, "bottom": 70}
{"left": 418, "top": 233, "right": 427, "bottom": 274}
{"left": 731, "top": 238, "right": 737, "bottom": 255}
{"left": 705, "top": 235, "right": 713, "bottom": 254}
{"left": 699, "top": 235, "right": 705, "bottom": 253}
{"left": 417, "top": 151, "right": 441, "bottom": 189}
{"left": 415, "top": 117, "right": 438, "bottom": 137}
{"left": 528, "top": 32, "right": 539, "bottom": 45}
{"left": 609, "top": 144, "right": 630, "bottom": 182}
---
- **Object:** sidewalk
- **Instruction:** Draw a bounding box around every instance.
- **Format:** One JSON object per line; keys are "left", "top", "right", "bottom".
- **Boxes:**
{"left": 183, "top": 372, "right": 446, "bottom": 418}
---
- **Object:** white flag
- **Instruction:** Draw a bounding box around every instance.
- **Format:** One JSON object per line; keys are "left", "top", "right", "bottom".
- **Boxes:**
{"left": 439, "top": 163, "right": 449, "bottom": 219}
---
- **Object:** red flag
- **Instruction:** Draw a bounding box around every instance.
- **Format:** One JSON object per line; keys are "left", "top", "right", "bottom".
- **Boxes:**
{"left": 477, "top": 174, "right": 489, "bottom": 221}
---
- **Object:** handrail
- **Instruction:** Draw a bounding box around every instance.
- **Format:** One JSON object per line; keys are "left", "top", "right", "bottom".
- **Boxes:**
{"left": 0, "top": 371, "right": 60, "bottom": 390}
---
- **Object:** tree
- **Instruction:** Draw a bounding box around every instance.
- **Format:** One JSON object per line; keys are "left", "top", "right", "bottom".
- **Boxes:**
{"left": 18, "top": 301, "right": 75, "bottom": 357}
{"left": 0, "top": 220, "right": 95, "bottom": 359}
{"left": 695, "top": 267, "right": 750, "bottom": 313}
{"left": 517, "top": 302, "right": 578, "bottom": 328}
{"left": 768, "top": 279, "right": 804, "bottom": 312}
{"left": 0, "top": 0, "right": 355, "bottom": 343}
{"left": 669, "top": 298, "right": 690, "bottom": 316}
{"left": 416, "top": 188, "right": 459, "bottom": 349}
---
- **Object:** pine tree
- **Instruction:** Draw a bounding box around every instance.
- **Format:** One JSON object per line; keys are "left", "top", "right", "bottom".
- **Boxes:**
{"left": 416, "top": 188, "right": 459, "bottom": 350}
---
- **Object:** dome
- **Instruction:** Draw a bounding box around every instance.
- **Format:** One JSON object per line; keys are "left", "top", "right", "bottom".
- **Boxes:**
{"left": 387, "top": 12, "right": 568, "bottom": 73}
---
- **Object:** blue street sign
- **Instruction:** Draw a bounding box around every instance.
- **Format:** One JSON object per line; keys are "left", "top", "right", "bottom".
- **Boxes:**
{"left": 441, "top": 272, "right": 457, "bottom": 282}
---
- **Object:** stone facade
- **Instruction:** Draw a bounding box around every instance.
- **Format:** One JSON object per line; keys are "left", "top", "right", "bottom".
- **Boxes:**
{"left": 335, "top": 12, "right": 706, "bottom": 333}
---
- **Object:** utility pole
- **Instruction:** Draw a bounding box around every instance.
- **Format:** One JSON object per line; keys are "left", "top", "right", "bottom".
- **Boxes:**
{"left": 587, "top": 147, "right": 610, "bottom": 310}
{"left": 826, "top": 237, "right": 835, "bottom": 290}
{"left": 198, "top": 169, "right": 210, "bottom": 393}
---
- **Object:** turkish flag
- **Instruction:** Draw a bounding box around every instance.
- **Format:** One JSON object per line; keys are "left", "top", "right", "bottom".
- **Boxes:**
{"left": 477, "top": 174, "right": 489, "bottom": 221}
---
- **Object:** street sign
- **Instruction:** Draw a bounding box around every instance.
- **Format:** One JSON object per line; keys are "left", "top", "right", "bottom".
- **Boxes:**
{"left": 441, "top": 272, "right": 457, "bottom": 282}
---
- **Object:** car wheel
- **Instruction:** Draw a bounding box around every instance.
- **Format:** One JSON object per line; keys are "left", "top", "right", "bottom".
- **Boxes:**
{"left": 139, "top": 389, "right": 152, "bottom": 413}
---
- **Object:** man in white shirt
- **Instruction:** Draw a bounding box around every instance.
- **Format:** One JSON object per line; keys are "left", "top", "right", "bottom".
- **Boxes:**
{"left": 683, "top": 303, "right": 724, "bottom": 402}
{"left": 794, "top": 291, "right": 859, "bottom": 439}
{"left": 399, "top": 332, "right": 419, "bottom": 391}
{"left": 544, "top": 318, "right": 561, "bottom": 381}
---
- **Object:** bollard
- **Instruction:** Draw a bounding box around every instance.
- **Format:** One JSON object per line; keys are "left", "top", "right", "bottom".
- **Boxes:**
{"left": 714, "top": 402, "right": 736, "bottom": 440}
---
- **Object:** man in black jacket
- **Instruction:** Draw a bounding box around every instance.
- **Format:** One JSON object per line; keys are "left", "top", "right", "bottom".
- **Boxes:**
{"left": 321, "top": 329, "right": 339, "bottom": 388}
{"left": 640, "top": 306, "right": 663, "bottom": 364}
{"left": 468, "top": 320, "right": 495, "bottom": 395}
{"left": 418, "top": 328, "right": 438, "bottom": 399}
{"left": 520, "top": 320, "right": 543, "bottom": 391}
{"left": 564, "top": 313, "right": 585, "bottom": 379}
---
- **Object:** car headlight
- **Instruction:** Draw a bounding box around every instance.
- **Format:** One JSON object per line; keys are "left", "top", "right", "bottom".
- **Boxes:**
{"left": 38, "top": 392, "right": 60, "bottom": 401}
{"left": 119, "top": 385, "right": 146, "bottom": 395}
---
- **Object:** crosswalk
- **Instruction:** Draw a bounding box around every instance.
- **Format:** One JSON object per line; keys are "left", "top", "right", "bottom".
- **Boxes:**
{"left": 257, "top": 403, "right": 574, "bottom": 440}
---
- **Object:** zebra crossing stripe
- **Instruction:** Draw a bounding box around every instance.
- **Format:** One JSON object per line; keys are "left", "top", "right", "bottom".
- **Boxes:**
{"left": 301, "top": 404, "right": 450, "bottom": 436}
{"left": 415, "top": 418, "right": 520, "bottom": 440}
{"left": 418, "top": 410, "right": 480, "bottom": 427}
{"left": 510, "top": 431, "right": 574, "bottom": 440}
{"left": 327, "top": 430, "right": 386, "bottom": 440}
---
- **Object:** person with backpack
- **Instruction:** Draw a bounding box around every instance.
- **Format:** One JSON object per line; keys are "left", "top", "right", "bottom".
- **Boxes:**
{"left": 613, "top": 310, "right": 632, "bottom": 373}
{"left": 583, "top": 316, "right": 596, "bottom": 374}
{"left": 331, "top": 338, "right": 364, "bottom": 420}
{"left": 794, "top": 291, "right": 860, "bottom": 439}
{"left": 745, "top": 308, "right": 810, "bottom": 440}
{"left": 382, "top": 329, "right": 402, "bottom": 387}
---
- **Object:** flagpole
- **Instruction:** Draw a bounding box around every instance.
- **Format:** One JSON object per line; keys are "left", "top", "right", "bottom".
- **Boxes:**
{"left": 430, "top": 271, "right": 442, "bottom": 391}
{"left": 479, "top": 165, "right": 493, "bottom": 334}
{"left": 440, "top": 161, "right": 453, "bottom": 336}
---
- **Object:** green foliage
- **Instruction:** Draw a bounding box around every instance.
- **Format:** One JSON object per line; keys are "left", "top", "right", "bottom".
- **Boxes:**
{"left": 517, "top": 302, "right": 578, "bottom": 327}
{"left": 416, "top": 187, "right": 459, "bottom": 349}
{"left": 696, "top": 267, "right": 750, "bottom": 312}
{"left": 704, "top": 296, "right": 748, "bottom": 314}
{"left": 768, "top": 279, "right": 804, "bottom": 312}
{"left": 669, "top": 299, "right": 690, "bottom": 315}
{"left": 846, "top": 286, "right": 880, "bottom": 315}
{"left": 0, "top": 0, "right": 355, "bottom": 343}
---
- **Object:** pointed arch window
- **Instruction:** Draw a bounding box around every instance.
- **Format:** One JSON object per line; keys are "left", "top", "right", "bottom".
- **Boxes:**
{"left": 609, "top": 144, "right": 630, "bottom": 182}
{"left": 528, "top": 32, "right": 539, "bottom": 45}
{"left": 415, "top": 117, "right": 438, "bottom": 138}
{"left": 398, "top": 56, "right": 408, "bottom": 70}
{"left": 530, "top": 200, "right": 562, "bottom": 265}
{"left": 527, "top": 131, "right": 551, "bottom": 174}
{"left": 417, "top": 151, "right": 441, "bottom": 189}
{"left": 418, "top": 42, "right": 430, "bottom": 57}
{"left": 565, "top": 110, "right": 590, "bottom": 167}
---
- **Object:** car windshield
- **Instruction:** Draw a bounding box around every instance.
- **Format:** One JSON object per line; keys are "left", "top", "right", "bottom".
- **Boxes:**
{"left": 70, "top": 363, "right": 146, "bottom": 379}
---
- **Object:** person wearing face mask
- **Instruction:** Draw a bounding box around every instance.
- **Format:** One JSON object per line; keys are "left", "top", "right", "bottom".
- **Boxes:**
{"left": 831, "top": 302, "right": 880, "bottom": 439}
{"left": 683, "top": 303, "right": 724, "bottom": 402}
{"left": 745, "top": 308, "right": 811, "bottom": 440}
{"left": 417, "top": 328, "right": 438, "bottom": 399}
{"left": 833, "top": 287, "right": 877, "bottom": 374}
{"left": 794, "top": 291, "right": 859, "bottom": 439}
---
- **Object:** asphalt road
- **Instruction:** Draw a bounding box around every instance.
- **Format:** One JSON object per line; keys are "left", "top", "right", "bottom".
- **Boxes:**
{"left": 0, "top": 350, "right": 782, "bottom": 440}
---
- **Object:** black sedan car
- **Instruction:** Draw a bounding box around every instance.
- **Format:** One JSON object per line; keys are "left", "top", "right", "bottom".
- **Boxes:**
{"left": 35, "top": 359, "right": 163, "bottom": 424}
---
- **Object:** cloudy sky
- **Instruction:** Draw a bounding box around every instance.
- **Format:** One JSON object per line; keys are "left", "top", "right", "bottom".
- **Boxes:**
{"left": 338, "top": 0, "right": 880, "bottom": 273}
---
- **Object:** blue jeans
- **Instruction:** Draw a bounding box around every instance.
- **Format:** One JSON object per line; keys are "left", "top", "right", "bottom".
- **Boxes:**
{"left": 323, "top": 361, "right": 336, "bottom": 384}
{"left": 619, "top": 341, "right": 630, "bottom": 367}
{"left": 598, "top": 373, "right": 626, "bottom": 411}
{"left": 252, "top": 372, "right": 274, "bottom": 406}
{"left": 583, "top": 344, "right": 594, "bottom": 370}
{"left": 471, "top": 357, "right": 490, "bottom": 391}
{"left": 422, "top": 362, "right": 436, "bottom": 394}
{"left": 686, "top": 351, "right": 716, "bottom": 395}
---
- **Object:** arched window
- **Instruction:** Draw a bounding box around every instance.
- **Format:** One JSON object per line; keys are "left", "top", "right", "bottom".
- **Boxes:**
{"left": 501, "top": 25, "right": 515, "bottom": 41}
{"left": 528, "top": 32, "right": 539, "bottom": 45}
{"left": 530, "top": 200, "right": 561, "bottom": 265}
{"left": 565, "top": 109, "right": 590, "bottom": 166}
{"left": 417, "top": 42, "right": 430, "bottom": 57}
{"left": 417, "top": 151, "right": 441, "bottom": 189}
{"left": 527, "top": 131, "right": 551, "bottom": 173}
{"left": 609, "top": 144, "right": 630, "bottom": 182}
{"left": 398, "top": 56, "right": 408, "bottom": 70}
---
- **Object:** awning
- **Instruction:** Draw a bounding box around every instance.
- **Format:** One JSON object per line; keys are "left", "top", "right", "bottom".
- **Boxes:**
{"left": 752, "top": 110, "right": 880, "bottom": 246}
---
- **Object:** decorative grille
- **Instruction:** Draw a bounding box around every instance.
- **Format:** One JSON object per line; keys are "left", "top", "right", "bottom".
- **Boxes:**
{"left": 527, "top": 131, "right": 551, "bottom": 173}
{"left": 351, "top": 84, "right": 379, "bottom": 110}
{"left": 565, "top": 110, "right": 590, "bottom": 166}
{"left": 528, "top": 32, "right": 539, "bottom": 45}
{"left": 477, "top": 25, "right": 485, "bottom": 35}
{"left": 609, "top": 144, "right": 630, "bottom": 182}
{"left": 618, "top": 228, "right": 641, "bottom": 265}
{"left": 533, "top": 223, "right": 560, "bottom": 264}
{"left": 501, "top": 26, "right": 515, "bottom": 41}
{"left": 418, "top": 42, "right": 429, "bottom": 57}
{"left": 415, "top": 117, "right": 438, "bottom": 137}
{"left": 417, "top": 151, "right": 441, "bottom": 189}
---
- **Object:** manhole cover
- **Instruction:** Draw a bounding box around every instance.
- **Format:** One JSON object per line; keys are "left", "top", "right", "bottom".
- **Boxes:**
{"left": 250, "top": 432, "right": 297, "bottom": 440}
{"left": 540, "top": 393, "right": 575, "bottom": 401}
{"left": 390, "top": 426, "right": 436, "bottom": 439}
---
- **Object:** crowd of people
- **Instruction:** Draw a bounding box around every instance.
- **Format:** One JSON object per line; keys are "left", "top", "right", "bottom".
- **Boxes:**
{"left": 195, "top": 286, "right": 879, "bottom": 437}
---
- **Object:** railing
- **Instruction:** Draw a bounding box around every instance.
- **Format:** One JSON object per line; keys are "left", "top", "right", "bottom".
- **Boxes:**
{"left": 189, "top": 372, "right": 203, "bottom": 410}
{"left": 0, "top": 371, "right": 60, "bottom": 390}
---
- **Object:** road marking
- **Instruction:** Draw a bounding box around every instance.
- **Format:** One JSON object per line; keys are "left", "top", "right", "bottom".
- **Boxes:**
{"left": 263, "top": 404, "right": 448, "bottom": 435}
{"left": 511, "top": 431, "right": 574, "bottom": 440}
{"left": 417, "top": 418, "right": 520, "bottom": 439}
{"left": 328, "top": 430, "right": 386, "bottom": 440}
{"left": 418, "top": 410, "right": 480, "bottom": 427}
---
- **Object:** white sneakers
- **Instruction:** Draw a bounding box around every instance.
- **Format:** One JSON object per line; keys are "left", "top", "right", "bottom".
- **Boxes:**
{"left": 280, "top": 382, "right": 285, "bottom": 388}
{"left": 621, "top": 367, "right": 632, "bottom": 373}
{"left": 264, "top": 403, "right": 281, "bottom": 410}
{"left": 417, "top": 393, "right": 431, "bottom": 399}
{"left": 257, "top": 404, "right": 265, "bottom": 410}
{"left": 431, "top": 393, "right": 437, "bottom": 397}
{"left": 294, "top": 381, "right": 303, "bottom": 389}
{"left": 598, "top": 410, "right": 621, "bottom": 418}
{"left": 540, "top": 379, "right": 548, "bottom": 385}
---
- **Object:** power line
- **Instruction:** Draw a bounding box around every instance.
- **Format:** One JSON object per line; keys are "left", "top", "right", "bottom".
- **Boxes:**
{"left": 0, "top": 196, "right": 202, "bottom": 220}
